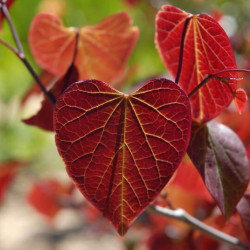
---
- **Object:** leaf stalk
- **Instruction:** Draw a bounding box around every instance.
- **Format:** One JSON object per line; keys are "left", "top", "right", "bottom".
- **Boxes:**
{"left": 188, "top": 69, "right": 250, "bottom": 98}
{"left": 175, "top": 15, "right": 192, "bottom": 84}
{"left": 0, "top": 1, "right": 56, "bottom": 104}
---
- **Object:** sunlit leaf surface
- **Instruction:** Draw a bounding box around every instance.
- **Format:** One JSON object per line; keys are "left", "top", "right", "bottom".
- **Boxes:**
{"left": 29, "top": 12, "right": 139, "bottom": 84}
{"left": 54, "top": 78, "right": 191, "bottom": 235}
{"left": 234, "top": 88, "right": 247, "bottom": 115}
{"left": 155, "top": 5, "right": 238, "bottom": 122}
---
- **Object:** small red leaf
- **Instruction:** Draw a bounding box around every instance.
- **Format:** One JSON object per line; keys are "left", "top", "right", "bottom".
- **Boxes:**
{"left": 23, "top": 65, "right": 79, "bottom": 131}
{"left": 27, "top": 179, "right": 74, "bottom": 219}
{"left": 54, "top": 78, "right": 191, "bottom": 235}
{"left": 187, "top": 121, "right": 249, "bottom": 219}
{"left": 234, "top": 88, "right": 247, "bottom": 114}
{"left": 29, "top": 12, "right": 139, "bottom": 84}
{"left": 0, "top": 161, "right": 23, "bottom": 202}
{"left": 155, "top": 5, "right": 238, "bottom": 122}
{"left": 23, "top": 97, "right": 54, "bottom": 131}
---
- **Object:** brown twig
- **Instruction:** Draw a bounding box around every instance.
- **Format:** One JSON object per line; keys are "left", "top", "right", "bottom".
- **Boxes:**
{"left": 147, "top": 205, "right": 250, "bottom": 250}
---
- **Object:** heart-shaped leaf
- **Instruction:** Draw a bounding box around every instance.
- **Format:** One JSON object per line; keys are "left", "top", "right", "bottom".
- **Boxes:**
{"left": 29, "top": 13, "right": 76, "bottom": 77}
{"left": 54, "top": 78, "right": 191, "bottom": 235}
{"left": 187, "top": 121, "right": 249, "bottom": 219}
{"left": 155, "top": 5, "right": 238, "bottom": 122}
{"left": 29, "top": 12, "right": 139, "bottom": 84}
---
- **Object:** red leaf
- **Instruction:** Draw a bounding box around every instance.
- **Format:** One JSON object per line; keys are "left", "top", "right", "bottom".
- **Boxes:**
{"left": 155, "top": 5, "right": 238, "bottom": 122}
{"left": 29, "top": 12, "right": 139, "bottom": 84}
{"left": 0, "top": 161, "right": 23, "bottom": 202}
{"left": 23, "top": 65, "right": 79, "bottom": 131}
{"left": 27, "top": 179, "right": 74, "bottom": 219}
{"left": 23, "top": 96, "right": 55, "bottom": 131}
{"left": 234, "top": 88, "right": 247, "bottom": 115}
{"left": 0, "top": 0, "right": 15, "bottom": 31}
{"left": 169, "top": 160, "right": 214, "bottom": 203}
{"left": 54, "top": 78, "right": 191, "bottom": 235}
{"left": 187, "top": 121, "right": 249, "bottom": 219}
{"left": 29, "top": 13, "right": 76, "bottom": 77}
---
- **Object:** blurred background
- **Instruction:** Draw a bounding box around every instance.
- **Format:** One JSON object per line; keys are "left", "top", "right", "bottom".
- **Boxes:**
{"left": 0, "top": 0, "right": 249, "bottom": 249}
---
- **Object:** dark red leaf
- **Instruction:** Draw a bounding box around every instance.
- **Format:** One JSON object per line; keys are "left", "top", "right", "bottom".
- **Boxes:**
{"left": 54, "top": 78, "right": 191, "bottom": 235}
{"left": 23, "top": 65, "right": 79, "bottom": 131}
{"left": 155, "top": 5, "right": 238, "bottom": 122}
{"left": 23, "top": 97, "right": 55, "bottom": 131}
{"left": 187, "top": 121, "right": 249, "bottom": 219}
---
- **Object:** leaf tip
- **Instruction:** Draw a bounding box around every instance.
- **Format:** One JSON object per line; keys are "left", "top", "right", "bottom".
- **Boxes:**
{"left": 234, "top": 88, "right": 247, "bottom": 115}
{"left": 117, "top": 223, "right": 129, "bottom": 237}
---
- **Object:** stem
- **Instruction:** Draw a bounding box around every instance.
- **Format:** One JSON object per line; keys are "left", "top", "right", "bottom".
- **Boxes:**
{"left": 175, "top": 15, "right": 192, "bottom": 84}
{"left": 21, "top": 57, "right": 56, "bottom": 104}
{"left": 147, "top": 205, "right": 250, "bottom": 250}
{"left": 0, "top": 37, "right": 18, "bottom": 54}
{"left": 188, "top": 69, "right": 250, "bottom": 98}
{"left": 1, "top": 1, "right": 24, "bottom": 54}
{"left": 63, "top": 28, "right": 79, "bottom": 90}
{"left": 0, "top": 1, "right": 56, "bottom": 104}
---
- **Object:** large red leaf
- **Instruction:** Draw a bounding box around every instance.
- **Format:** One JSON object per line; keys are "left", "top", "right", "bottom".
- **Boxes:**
{"left": 54, "top": 78, "right": 191, "bottom": 235}
{"left": 187, "top": 121, "right": 249, "bottom": 219}
{"left": 155, "top": 5, "right": 238, "bottom": 122}
{"left": 29, "top": 12, "right": 139, "bottom": 84}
